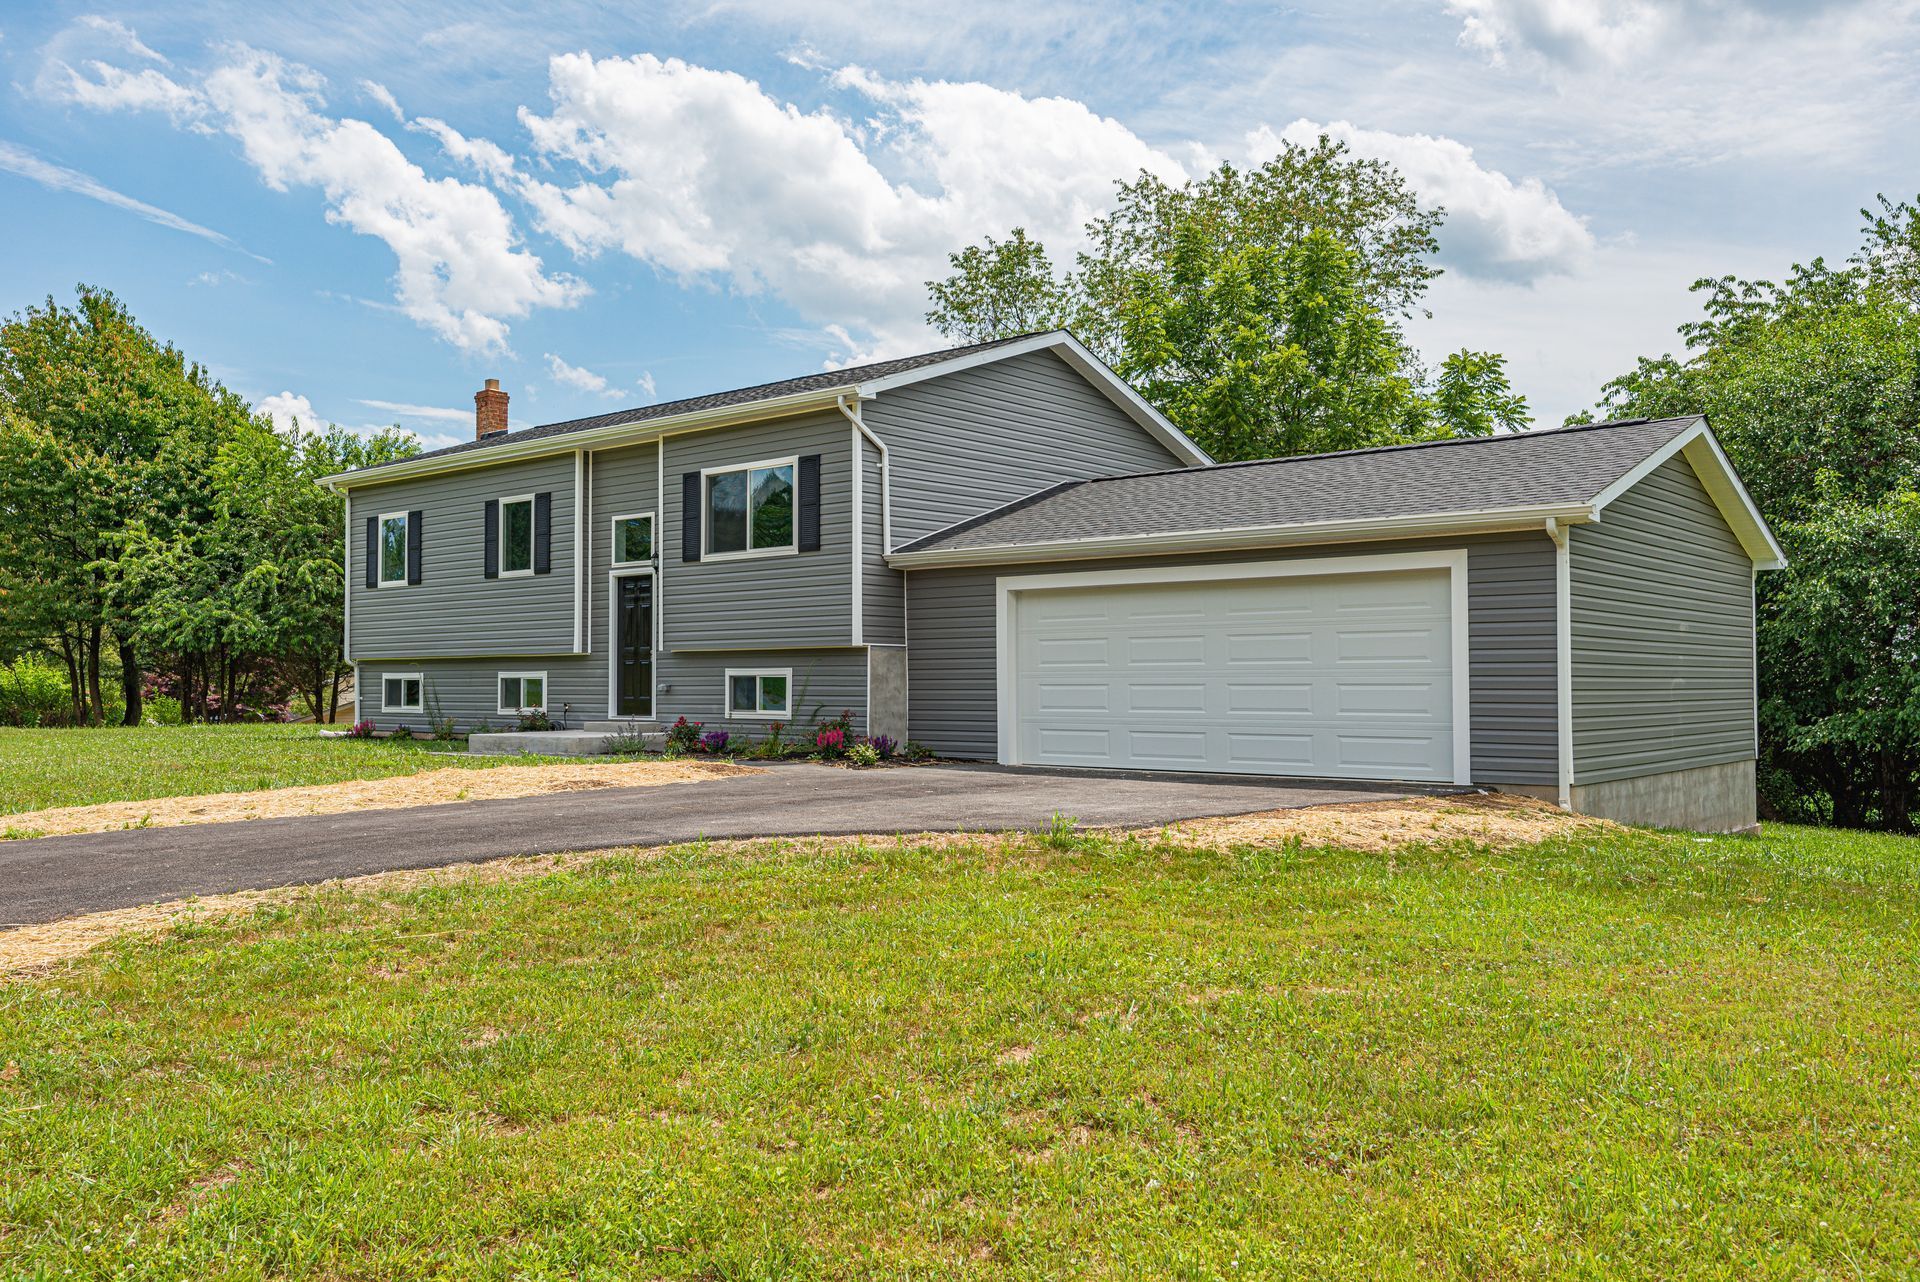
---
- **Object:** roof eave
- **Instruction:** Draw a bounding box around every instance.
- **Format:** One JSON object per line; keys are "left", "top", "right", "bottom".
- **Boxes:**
{"left": 885, "top": 504, "right": 1597, "bottom": 569}
{"left": 320, "top": 385, "right": 852, "bottom": 489}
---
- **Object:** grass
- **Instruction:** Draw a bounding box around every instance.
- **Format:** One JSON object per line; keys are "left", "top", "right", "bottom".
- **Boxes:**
{"left": 2, "top": 821, "right": 1917, "bottom": 1277}
{"left": 0, "top": 724, "right": 573, "bottom": 817}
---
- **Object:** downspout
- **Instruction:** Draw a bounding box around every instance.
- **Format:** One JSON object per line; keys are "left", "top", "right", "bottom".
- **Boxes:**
{"left": 837, "top": 393, "right": 894, "bottom": 653}
{"left": 836, "top": 394, "right": 892, "bottom": 552}
{"left": 1547, "top": 517, "right": 1572, "bottom": 810}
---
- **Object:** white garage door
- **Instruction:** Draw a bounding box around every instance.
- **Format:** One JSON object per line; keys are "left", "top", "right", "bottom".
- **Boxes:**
{"left": 1008, "top": 567, "right": 1459, "bottom": 781}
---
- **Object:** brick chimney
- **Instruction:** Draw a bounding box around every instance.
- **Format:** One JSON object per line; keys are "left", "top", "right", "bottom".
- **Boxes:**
{"left": 475, "top": 378, "right": 509, "bottom": 439}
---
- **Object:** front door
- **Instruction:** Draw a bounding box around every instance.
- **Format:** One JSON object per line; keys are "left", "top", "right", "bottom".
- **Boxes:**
{"left": 617, "top": 575, "right": 653, "bottom": 717}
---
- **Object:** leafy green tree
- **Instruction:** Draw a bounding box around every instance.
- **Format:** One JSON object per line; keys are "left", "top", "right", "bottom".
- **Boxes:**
{"left": 926, "top": 134, "right": 1523, "bottom": 458}
{"left": 924, "top": 229, "right": 1068, "bottom": 343}
{"left": 1577, "top": 203, "right": 1920, "bottom": 828}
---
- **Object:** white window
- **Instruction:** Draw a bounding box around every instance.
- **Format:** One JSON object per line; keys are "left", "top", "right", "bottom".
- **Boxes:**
{"left": 705, "top": 457, "right": 796, "bottom": 559}
{"left": 499, "top": 495, "right": 535, "bottom": 577}
{"left": 725, "top": 668, "right": 791, "bottom": 719}
{"left": 381, "top": 672, "right": 423, "bottom": 712}
{"left": 498, "top": 671, "right": 547, "bottom": 715}
{"left": 610, "top": 512, "right": 654, "bottom": 566}
{"left": 378, "top": 512, "right": 409, "bottom": 587}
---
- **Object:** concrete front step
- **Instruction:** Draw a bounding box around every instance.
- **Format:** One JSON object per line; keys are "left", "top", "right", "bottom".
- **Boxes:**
{"left": 468, "top": 730, "right": 621, "bottom": 757}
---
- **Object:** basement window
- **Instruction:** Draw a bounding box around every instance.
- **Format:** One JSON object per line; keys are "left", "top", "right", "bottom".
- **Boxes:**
{"left": 725, "top": 669, "right": 791, "bottom": 719}
{"left": 498, "top": 671, "right": 547, "bottom": 715}
{"left": 381, "top": 673, "right": 423, "bottom": 713}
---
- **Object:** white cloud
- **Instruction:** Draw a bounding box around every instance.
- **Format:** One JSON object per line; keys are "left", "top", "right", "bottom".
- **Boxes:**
{"left": 636, "top": 371, "right": 657, "bottom": 402}
{"left": 410, "top": 116, "right": 518, "bottom": 183}
{"left": 543, "top": 353, "right": 629, "bottom": 399}
{"left": 1444, "top": 0, "right": 1873, "bottom": 69}
{"left": 360, "top": 79, "right": 403, "bottom": 122}
{"left": 357, "top": 397, "right": 472, "bottom": 423}
{"left": 259, "top": 390, "right": 325, "bottom": 433}
{"left": 0, "top": 141, "right": 267, "bottom": 261}
{"left": 1253, "top": 120, "right": 1594, "bottom": 281}
{"left": 75, "top": 15, "right": 169, "bottom": 64}
{"left": 517, "top": 53, "right": 1191, "bottom": 359}
{"left": 51, "top": 37, "right": 587, "bottom": 355}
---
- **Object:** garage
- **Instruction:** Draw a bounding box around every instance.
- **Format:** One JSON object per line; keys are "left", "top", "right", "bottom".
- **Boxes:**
{"left": 996, "top": 553, "right": 1471, "bottom": 783}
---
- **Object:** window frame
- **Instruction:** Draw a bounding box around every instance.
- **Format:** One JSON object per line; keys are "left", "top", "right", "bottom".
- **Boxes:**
{"left": 497, "top": 493, "right": 536, "bottom": 579}
{"left": 723, "top": 667, "right": 793, "bottom": 720}
{"left": 497, "top": 670, "right": 549, "bottom": 716}
{"left": 701, "top": 455, "right": 799, "bottom": 562}
{"left": 380, "top": 671, "right": 423, "bottom": 713}
{"left": 609, "top": 510, "right": 656, "bottom": 568}
{"left": 376, "top": 511, "right": 410, "bottom": 588}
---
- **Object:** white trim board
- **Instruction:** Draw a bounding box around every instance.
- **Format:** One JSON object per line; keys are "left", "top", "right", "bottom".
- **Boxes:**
{"left": 1588, "top": 419, "right": 1786, "bottom": 570}
{"left": 1549, "top": 518, "right": 1573, "bottom": 809}
{"left": 993, "top": 548, "right": 1474, "bottom": 787}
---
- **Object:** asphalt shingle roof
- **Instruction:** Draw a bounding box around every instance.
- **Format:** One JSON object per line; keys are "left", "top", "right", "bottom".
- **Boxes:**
{"left": 340, "top": 332, "right": 1047, "bottom": 478}
{"left": 896, "top": 416, "right": 1702, "bottom": 554}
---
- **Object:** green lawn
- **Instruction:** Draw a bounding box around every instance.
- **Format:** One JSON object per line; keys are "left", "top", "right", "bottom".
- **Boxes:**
{"left": 2, "top": 821, "right": 1916, "bottom": 1277}
{"left": 0, "top": 724, "right": 568, "bottom": 816}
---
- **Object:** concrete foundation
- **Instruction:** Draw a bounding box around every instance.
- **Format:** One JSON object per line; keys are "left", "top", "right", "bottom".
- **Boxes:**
{"left": 867, "top": 645, "right": 908, "bottom": 747}
{"left": 1569, "top": 758, "right": 1757, "bottom": 833}
{"left": 468, "top": 730, "right": 626, "bottom": 756}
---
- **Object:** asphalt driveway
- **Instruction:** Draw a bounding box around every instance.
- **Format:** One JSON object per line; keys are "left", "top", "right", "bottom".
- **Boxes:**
{"left": 0, "top": 763, "right": 1431, "bottom": 927}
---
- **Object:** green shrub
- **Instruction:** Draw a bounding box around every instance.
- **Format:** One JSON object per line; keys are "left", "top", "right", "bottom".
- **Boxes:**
{"left": 0, "top": 657, "right": 71, "bottom": 727}
{"left": 141, "top": 695, "right": 184, "bottom": 726}
{"left": 389, "top": 724, "right": 415, "bottom": 741}
{"left": 846, "top": 742, "right": 881, "bottom": 767}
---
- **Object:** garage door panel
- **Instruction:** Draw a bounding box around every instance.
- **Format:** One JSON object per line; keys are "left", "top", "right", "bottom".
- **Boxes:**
{"left": 1226, "top": 631, "right": 1313, "bottom": 664}
{"left": 1336, "top": 733, "right": 1450, "bottom": 771}
{"left": 1011, "top": 567, "right": 1456, "bottom": 782}
{"left": 1334, "top": 680, "right": 1448, "bottom": 718}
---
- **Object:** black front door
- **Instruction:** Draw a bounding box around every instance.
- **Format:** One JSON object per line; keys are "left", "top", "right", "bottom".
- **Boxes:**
{"left": 617, "top": 576, "right": 653, "bottom": 717}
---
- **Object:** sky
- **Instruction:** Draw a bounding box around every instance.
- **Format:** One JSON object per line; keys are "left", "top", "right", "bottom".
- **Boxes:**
{"left": 1, "top": 1, "right": 1914, "bottom": 451}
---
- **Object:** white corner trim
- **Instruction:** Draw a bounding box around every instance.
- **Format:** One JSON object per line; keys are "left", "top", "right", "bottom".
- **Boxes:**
{"left": 656, "top": 436, "right": 667, "bottom": 656}
{"left": 1588, "top": 419, "right": 1787, "bottom": 570}
{"left": 341, "top": 491, "right": 352, "bottom": 662}
{"left": 1548, "top": 518, "right": 1573, "bottom": 809}
{"left": 573, "top": 453, "right": 586, "bottom": 653}
{"left": 993, "top": 548, "right": 1475, "bottom": 785}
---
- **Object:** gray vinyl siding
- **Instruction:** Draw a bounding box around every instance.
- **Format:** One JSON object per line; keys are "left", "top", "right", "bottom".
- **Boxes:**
{"left": 905, "top": 534, "right": 1557, "bottom": 785}
{"left": 348, "top": 453, "right": 577, "bottom": 659}
{"left": 355, "top": 648, "right": 866, "bottom": 738}
{"left": 866, "top": 349, "right": 1189, "bottom": 548}
{"left": 355, "top": 657, "right": 602, "bottom": 733}
{"left": 587, "top": 441, "right": 661, "bottom": 677}
{"left": 661, "top": 411, "right": 854, "bottom": 650}
{"left": 658, "top": 648, "right": 869, "bottom": 739}
{"left": 861, "top": 431, "right": 905, "bottom": 644}
{"left": 1570, "top": 453, "right": 1755, "bottom": 785}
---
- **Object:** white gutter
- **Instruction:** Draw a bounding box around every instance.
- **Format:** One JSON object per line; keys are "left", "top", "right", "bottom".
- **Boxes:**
{"left": 836, "top": 393, "right": 892, "bottom": 551}
{"left": 320, "top": 386, "right": 850, "bottom": 490}
{"left": 885, "top": 503, "right": 1597, "bottom": 570}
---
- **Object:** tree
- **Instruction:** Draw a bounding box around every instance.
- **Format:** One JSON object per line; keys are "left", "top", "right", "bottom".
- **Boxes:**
{"left": 926, "top": 134, "right": 1524, "bottom": 459}
{"left": 924, "top": 229, "right": 1068, "bottom": 343}
{"left": 1576, "top": 203, "right": 1920, "bottom": 828}
{"left": 0, "top": 285, "right": 254, "bottom": 723}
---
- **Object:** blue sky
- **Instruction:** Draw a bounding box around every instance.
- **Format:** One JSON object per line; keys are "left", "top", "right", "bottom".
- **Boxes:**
{"left": 1, "top": 1, "right": 1914, "bottom": 449}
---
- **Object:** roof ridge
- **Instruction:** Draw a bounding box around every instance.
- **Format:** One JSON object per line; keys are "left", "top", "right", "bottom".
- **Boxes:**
{"left": 1076, "top": 415, "right": 1701, "bottom": 485}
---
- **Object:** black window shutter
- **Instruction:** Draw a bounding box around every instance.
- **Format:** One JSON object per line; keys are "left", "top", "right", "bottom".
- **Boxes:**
{"left": 406, "top": 511, "right": 423, "bottom": 585}
{"left": 483, "top": 500, "right": 499, "bottom": 579}
{"left": 533, "top": 492, "right": 552, "bottom": 575}
{"left": 798, "top": 453, "right": 822, "bottom": 552}
{"left": 681, "top": 471, "right": 702, "bottom": 563}
{"left": 364, "top": 516, "right": 378, "bottom": 588}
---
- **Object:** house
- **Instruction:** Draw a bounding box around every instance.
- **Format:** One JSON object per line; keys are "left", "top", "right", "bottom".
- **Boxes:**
{"left": 324, "top": 331, "right": 1785, "bottom": 832}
